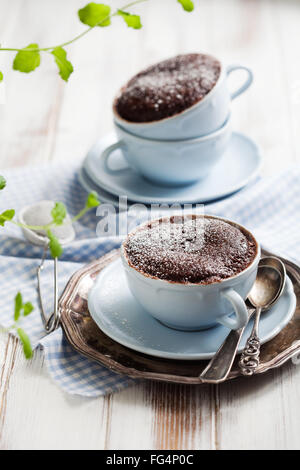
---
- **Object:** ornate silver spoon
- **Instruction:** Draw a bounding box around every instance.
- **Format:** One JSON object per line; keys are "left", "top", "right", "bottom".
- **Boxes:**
{"left": 239, "top": 259, "right": 285, "bottom": 375}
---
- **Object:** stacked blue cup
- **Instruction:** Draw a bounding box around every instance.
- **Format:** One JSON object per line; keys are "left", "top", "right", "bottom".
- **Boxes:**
{"left": 101, "top": 54, "right": 253, "bottom": 187}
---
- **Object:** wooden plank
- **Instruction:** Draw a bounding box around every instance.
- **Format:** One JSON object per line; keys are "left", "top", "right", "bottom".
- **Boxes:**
{"left": 0, "top": 0, "right": 73, "bottom": 167}
{"left": 0, "top": 334, "right": 18, "bottom": 450}
{"left": 216, "top": 363, "right": 300, "bottom": 450}
{"left": 107, "top": 381, "right": 215, "bottom": 450}
{"left": 105, "top": 383, "right": 154, "bottom": 450}
{"left": 147, "top": 382, "right": 215, "bottom": 450}
{"left": 0, "top": 341, "right": 109, "bottom": 449}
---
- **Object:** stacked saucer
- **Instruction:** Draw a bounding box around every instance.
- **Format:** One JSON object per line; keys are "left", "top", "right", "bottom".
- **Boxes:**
{"left": 80, "top": 53, "right": 262, "bottom": 207}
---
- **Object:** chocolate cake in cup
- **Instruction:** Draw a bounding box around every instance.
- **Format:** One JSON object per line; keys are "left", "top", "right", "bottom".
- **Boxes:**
{"left": 121, "top": 215, "right": 260, "bottom": 331}
{"left": 113, "top": 53, "right": 253, "bottom": 140}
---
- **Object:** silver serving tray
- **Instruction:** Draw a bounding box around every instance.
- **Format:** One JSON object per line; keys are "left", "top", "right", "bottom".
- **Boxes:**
{"left": 60, "top": 249, "right": 300, "bottom": 384}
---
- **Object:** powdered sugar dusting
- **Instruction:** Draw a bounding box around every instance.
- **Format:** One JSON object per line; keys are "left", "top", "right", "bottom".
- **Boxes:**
{"left": 116, "top": 54, "right": 221, "bottom": 123}
{"left": 124, "top": 216, "right": 257, "bottom": 284}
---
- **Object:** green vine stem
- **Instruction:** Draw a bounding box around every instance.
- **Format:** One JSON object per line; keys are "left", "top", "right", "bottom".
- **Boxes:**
{"left": 0, "top": 0, "right": 147, "bottom": 53}
{"left": 0, "top": 0, "right": 194, "bottom": 82}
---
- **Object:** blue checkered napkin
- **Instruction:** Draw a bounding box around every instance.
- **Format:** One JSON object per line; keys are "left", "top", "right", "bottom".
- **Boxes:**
{"left": 0, "top": 163, "right": 133, "bottom": 396}
{"left": 0, "top": 162, "right": 299, "bottom": 397}
{"left": 40, "top": 330, "right": 134, "bottom": 397}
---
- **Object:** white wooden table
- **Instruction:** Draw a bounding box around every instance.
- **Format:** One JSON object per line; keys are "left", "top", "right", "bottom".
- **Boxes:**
{"left": 1, "top": 0, "right": 300, "bottom": 450}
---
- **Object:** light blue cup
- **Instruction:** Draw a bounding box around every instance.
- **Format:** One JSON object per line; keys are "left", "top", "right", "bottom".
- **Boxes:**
{"left": 113, "top": 62, "right": 253, "bottom": 140}
{"left": 121, "top": 215, "right": 260, "bottom": 331}
{"left": 100, "top": 117, "right": 232, "bottom": 186}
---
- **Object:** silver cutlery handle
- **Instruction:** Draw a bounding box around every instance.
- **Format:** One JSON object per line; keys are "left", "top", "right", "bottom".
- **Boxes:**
{"left": 238, "top": 335, "right": 260, "bottom": 376}
{"left": 239, "top": 306, "right": 262, "bottom": 376}
{"left": 200, "top": 309, "right": 254, "bottom": 384}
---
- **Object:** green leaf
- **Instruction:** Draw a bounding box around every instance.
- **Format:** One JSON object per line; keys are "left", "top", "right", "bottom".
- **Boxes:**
{"left": 78, "top": 3, "right": 111, "bottom": 27}
{"left": 117, "top": 10, "right": 142, "bottom": 29}
{"left": 177, "top": 0, "right": 194, "bottom": 12}
{"left": 0, "top": 175, "right": 6, "bottom": 190}
{"left": 47, "top": 229, "right": 63, "bottom": 258}
{"left": 23, "top": 302, "right": 34, "bottom": 317}
{"left": 86, "top": 191, "right": 100, "bottom": 208}
{"left": 17, "top": 328, "right": 33, "bottom": 359}
{"left": 51, "top": 202, "right": 67, "bottom": 225}
{"left": 13, "top": 43, "right": 41, "bottom": 73}
{"left": 0, "top": 71, "right": 3, "bottom": 82}
{"left": 14, "top": 292, "right": 23, "bottom": 321}
{"left": 0, "top": 209, "right": 15, "bottom": 226}
{"left": 51, "top": 47, "right": 74, "bottom": 82}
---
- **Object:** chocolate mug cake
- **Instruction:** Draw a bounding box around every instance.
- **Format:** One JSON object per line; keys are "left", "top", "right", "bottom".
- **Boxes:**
{"left": 115, "top": 53, "right": 221, "bottom": 123}
{"left": 122, "top": 215, "right": 259, "bottom": 330}
{"left": 123, "top": 215, "right": 258, "bottom": 284}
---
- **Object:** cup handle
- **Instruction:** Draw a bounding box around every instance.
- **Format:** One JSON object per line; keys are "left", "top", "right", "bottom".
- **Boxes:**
{"left": 217, "top": 288, "right": 248, "bottom": 330}
{"left": 100, "top": 140, "right": 129, "bottom": 175}
{"left": 226, "top": 64, "right": 253, "bottom": 100}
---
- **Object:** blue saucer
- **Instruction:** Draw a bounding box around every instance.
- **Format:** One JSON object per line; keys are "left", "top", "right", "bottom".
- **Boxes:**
{"left": 88, "top": 258, "right": 296, "bottom": 361}
{"left": 83, "top": 132, "right": 262, "bottom": 205}
{"left": 78, "top": 167, "right": 124, "bottom": 207}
